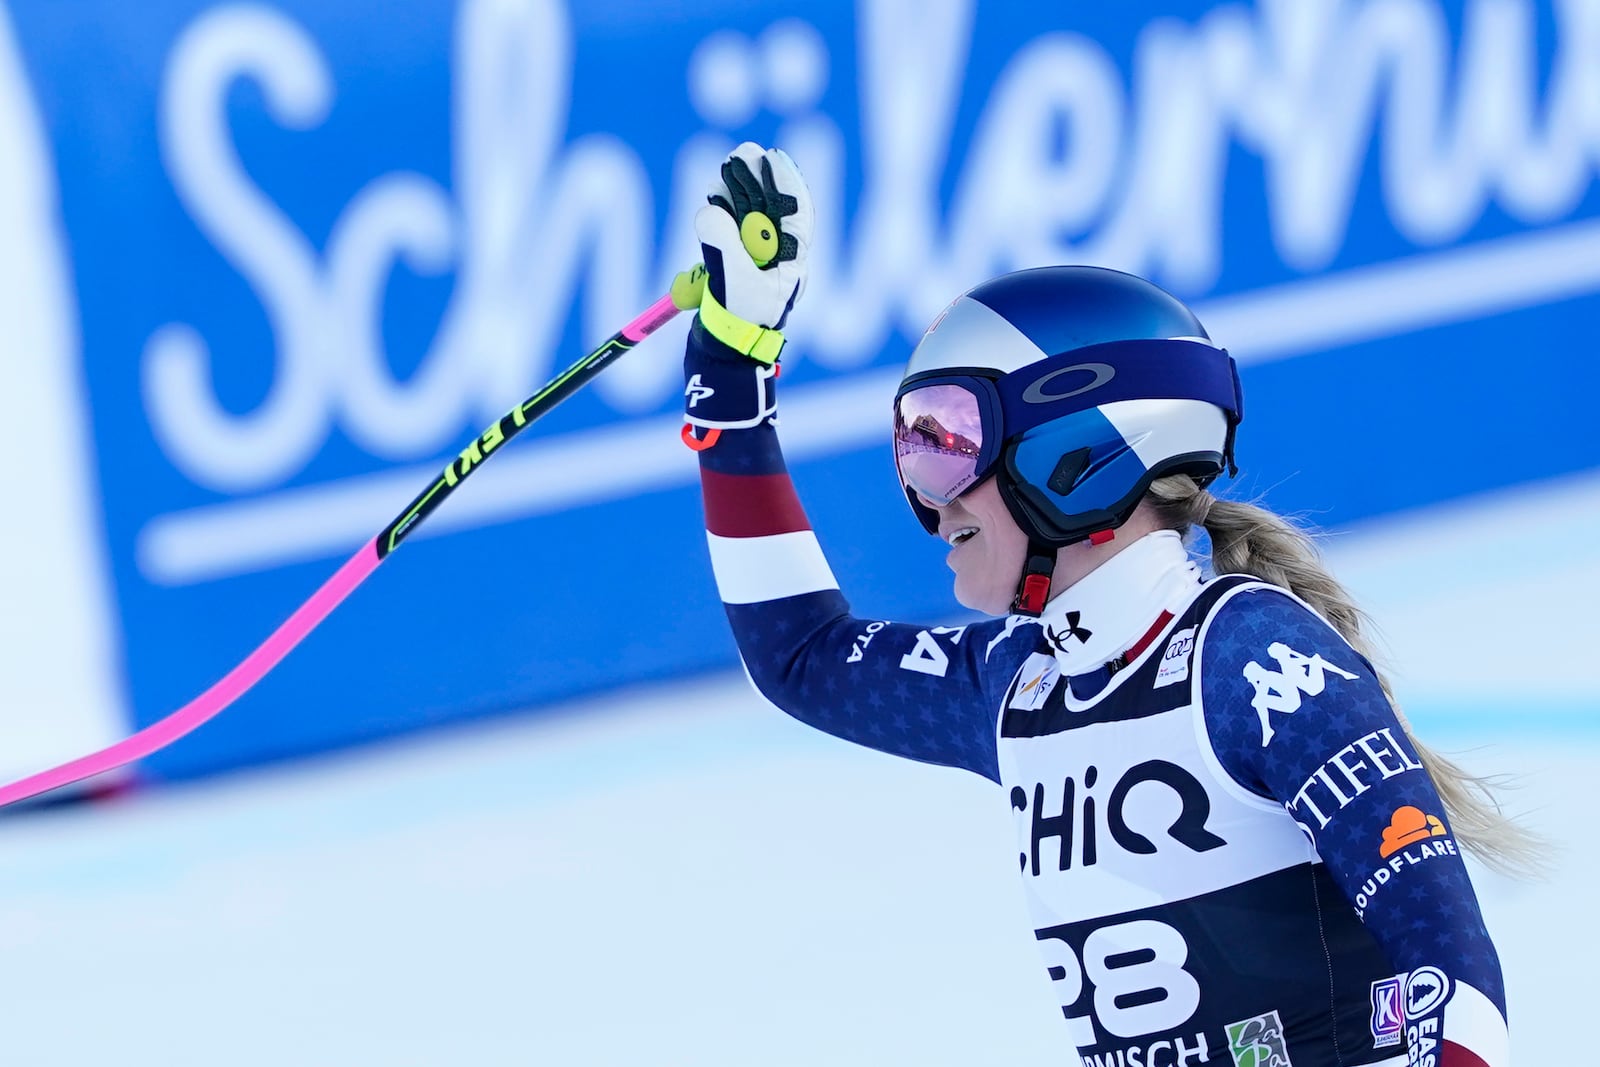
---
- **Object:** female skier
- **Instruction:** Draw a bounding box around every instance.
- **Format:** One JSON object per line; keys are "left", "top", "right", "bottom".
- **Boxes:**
{"left": 676, "top": 142, "right": 1519, "bottom": 1066}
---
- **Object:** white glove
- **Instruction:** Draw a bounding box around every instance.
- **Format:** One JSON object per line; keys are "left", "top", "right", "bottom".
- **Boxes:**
{"left": 693, "top": 142, "right": 813, "bottom": 364}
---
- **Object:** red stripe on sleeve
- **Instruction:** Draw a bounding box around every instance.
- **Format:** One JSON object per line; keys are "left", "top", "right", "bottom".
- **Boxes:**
{"left": 1440, "top": 1042, "right": 1492, "bottom": 1067}
{"left": 702, "top": 469, "right": 812, "bottom": 538}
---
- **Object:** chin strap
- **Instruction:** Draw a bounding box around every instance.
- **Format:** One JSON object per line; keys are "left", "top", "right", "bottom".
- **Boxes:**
{"left": 1011, "top": 540, "right": 1058, "bottom": 617}
{"left": 1010, "top": 528, "right": 1119, "bottom": 617}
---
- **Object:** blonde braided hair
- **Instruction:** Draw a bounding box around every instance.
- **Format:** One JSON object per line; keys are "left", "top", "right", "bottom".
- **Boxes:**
{"left": 1146, "top": 473, "right": 1543, "bottom": 875}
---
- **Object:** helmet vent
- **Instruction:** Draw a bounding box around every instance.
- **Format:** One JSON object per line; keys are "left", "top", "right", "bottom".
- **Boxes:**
{"left": 1046, "top": 448, "right": 1091, "bottom": 495}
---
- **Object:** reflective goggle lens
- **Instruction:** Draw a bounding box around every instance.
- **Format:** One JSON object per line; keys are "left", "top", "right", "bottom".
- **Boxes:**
{"left": 892, "top": 383, "right": 987, "bottom": 506}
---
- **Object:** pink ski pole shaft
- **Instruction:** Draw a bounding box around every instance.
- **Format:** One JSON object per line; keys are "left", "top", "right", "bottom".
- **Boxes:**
{"left": 0, "top": 291, "right": 687, "bottom": 809}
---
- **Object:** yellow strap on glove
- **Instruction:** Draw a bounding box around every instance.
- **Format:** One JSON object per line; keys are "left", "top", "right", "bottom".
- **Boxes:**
{"left": 696, "top": 287, "right": 786, "bottom": 367}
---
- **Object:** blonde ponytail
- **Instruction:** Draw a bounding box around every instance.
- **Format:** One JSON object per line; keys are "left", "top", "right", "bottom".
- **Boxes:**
{"left": 1146, "top": 473, "right": 1544, "bottom": 876}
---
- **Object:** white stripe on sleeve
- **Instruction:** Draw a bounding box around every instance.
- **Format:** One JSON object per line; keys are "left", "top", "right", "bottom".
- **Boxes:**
{"left": 1442, "top": 980, "right": 1509, "bottom": 1067}
{"left": 707, "top": 530, "right": 839, "bottom": 604}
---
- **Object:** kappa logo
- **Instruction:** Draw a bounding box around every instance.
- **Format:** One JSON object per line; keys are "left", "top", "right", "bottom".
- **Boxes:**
{"left": 1154, "top": 626, "right": 1196, "bottom": 688}
{"left": 1242, "top": 642, "right": 1359, "bottom": 746}
{"left": 1225, "top": 1009, "right": 1293, "bottom": 1067}
{"left": 684, "top": 374, "right": 715, "bottom": 408}
{"left": 1369, "top": 975, "right": 1404, "bottom": 1048}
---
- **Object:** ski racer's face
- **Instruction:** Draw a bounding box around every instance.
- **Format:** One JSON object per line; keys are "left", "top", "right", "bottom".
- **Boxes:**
{"left": 919, "top": 476, "right": 1031, "bottom": 616}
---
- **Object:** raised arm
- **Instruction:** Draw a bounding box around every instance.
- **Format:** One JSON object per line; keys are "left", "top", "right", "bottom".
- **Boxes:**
{"left": 678, "top": 144, "right": 1036, "bottom": 782}
{"left": 1200, "top": 586, "right": 1508, "bottom": 1067}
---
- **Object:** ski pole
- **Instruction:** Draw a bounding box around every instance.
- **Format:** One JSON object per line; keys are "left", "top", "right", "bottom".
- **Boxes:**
{"left": 0, "top": 279, "right": 702, "bottom": 810}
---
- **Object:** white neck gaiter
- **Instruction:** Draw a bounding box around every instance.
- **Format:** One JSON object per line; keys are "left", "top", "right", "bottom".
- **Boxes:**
{"left": 1036, "top": 530, "right": 1202, "bottom": 675}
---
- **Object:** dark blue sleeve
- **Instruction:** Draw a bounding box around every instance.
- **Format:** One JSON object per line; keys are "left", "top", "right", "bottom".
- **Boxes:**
{"left": 727, "top": 589, "right": 1036, "bottom": 784}
{"left": 690, "top": 327, "right": 1036, "bottom": 783}
{"left": 1200, "top": 587, "right": 1509, "bottom": 1062}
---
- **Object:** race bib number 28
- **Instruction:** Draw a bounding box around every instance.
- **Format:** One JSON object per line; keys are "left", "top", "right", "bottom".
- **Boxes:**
{"left": 1034, "top": 918, "right": 1202, "bottom": 1041}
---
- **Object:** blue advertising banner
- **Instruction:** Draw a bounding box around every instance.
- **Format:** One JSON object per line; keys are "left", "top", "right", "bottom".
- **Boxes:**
{"left": 4, "top": 0, "right": 1597, "bottom": 779}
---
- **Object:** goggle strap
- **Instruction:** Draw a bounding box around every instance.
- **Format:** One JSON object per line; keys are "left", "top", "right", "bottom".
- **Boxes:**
{"left": 1224, "top": 355, "right": 1243, "bottom": 477}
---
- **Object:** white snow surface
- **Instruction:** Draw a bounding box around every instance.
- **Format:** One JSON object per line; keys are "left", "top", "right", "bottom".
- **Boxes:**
{"left": 0, "top": 471, "right": 1595, "bottom": 1066}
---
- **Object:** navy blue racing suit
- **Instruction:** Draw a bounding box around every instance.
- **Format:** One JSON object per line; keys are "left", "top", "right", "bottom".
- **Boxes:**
{"left": 688, "top": 323, "right": 1507, "bottom": 1067}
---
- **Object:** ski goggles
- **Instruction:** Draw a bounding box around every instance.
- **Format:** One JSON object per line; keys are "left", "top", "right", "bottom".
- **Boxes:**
{"left": 891, "top": 375, "right": 1004, "bottom": 510}
{"left": 892, "top": 339, "right": 1244, "bottom": 527}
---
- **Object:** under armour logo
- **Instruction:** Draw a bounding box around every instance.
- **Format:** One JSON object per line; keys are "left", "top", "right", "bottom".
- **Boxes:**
{"left": 685, "top": 374, "right": 715, "bottom": 408}
{"left": 1046, "top": 611, "right": 1092, "bottom": 651}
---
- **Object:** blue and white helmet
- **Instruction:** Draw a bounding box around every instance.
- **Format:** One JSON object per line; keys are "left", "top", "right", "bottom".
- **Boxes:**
{"left": 892, "top": 265, "right": 1243, "bottom": 563}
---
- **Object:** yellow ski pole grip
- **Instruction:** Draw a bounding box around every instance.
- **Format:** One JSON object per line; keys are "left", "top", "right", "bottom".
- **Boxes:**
{"left": 670, "top": 264, "right": 707, "bottom": 310}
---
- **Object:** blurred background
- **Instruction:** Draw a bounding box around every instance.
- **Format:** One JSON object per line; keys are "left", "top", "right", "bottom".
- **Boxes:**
{"left": 0, "top": 0, "right": 1595, "bottom": 1063}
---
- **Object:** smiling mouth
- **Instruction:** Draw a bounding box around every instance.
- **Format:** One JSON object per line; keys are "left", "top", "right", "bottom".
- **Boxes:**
{"left": 946, "top": 527, "right": 979, "bottom": 546}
